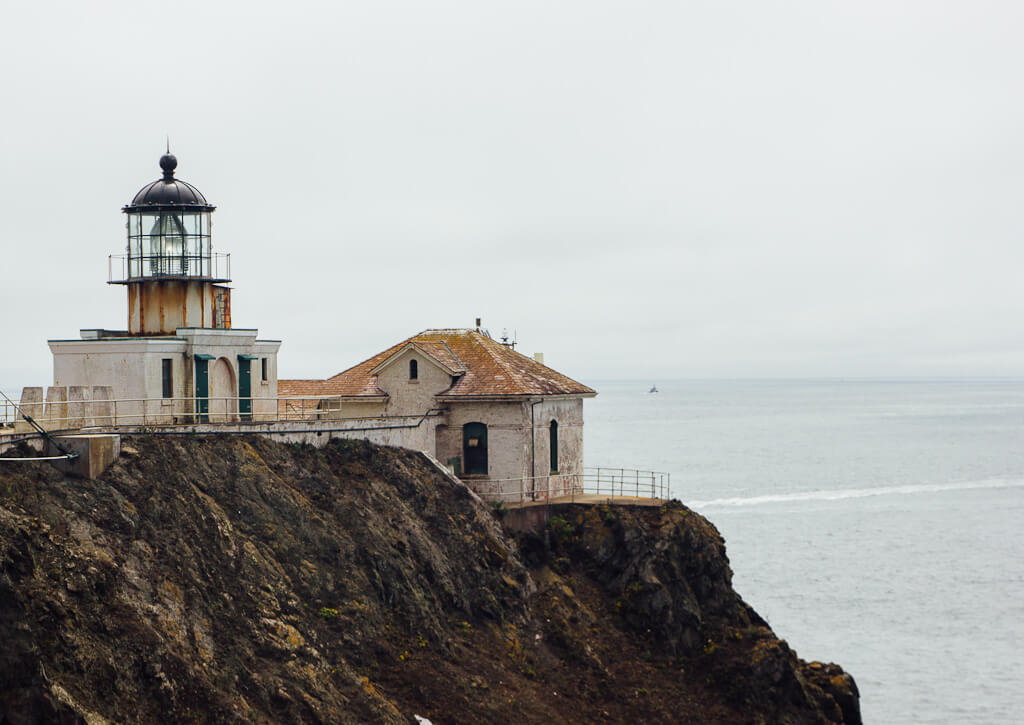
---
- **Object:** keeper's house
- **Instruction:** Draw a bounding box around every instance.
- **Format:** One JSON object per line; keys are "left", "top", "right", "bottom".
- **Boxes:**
{"left": 279, "top": 329, "right": 596, "bottom": 501}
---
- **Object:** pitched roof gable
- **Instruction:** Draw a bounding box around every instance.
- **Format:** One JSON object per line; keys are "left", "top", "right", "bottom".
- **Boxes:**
{"left": 279, "top": 329, "right": 595, "bottom": 399}
{"left": 369, "top": 341, "right": 466, "bottom": 377}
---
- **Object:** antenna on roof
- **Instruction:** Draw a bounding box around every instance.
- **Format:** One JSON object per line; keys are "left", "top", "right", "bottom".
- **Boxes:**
{"left": 499, "top": 328, "right": 517, "bottom": 349}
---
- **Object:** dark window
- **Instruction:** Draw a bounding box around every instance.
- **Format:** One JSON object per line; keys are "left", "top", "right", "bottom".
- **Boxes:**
{"left": 161, "top": 359, "right": 173, "bottom": 398}
{"left": 550, "top": 420, "right": 559, "bottom": 472}
{"left": 261, "top": 357, "right": 269, "bottom": 381}
{"left": 463, "top": 422, "right": 488, "bottom": 475}
{"left": 409, "top": 359, "right": 418, "bottom": 380}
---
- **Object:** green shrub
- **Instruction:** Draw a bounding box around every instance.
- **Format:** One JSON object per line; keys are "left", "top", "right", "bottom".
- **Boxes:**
{"left": 547, "top": 515, "right": 575, "bottom": 541}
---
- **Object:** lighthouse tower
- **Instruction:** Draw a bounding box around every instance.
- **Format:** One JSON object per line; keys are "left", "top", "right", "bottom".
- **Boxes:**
{"left": 46, "top": 151, "right": 281, "bottom": 425}
{"left": 115, "top": 152, "right": 230, "bottom": 334}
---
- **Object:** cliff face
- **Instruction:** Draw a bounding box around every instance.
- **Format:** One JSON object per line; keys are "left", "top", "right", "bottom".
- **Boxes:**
{"left": 0, "top": 436, "right": 858, "bottom": 724}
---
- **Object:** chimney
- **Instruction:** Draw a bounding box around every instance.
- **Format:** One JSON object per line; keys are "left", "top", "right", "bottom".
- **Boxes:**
{"left": 475, "top": 317, "right": 481, "bottom": 331}
{"left": 533, "top": 352, "right": 544, "bottom": 365}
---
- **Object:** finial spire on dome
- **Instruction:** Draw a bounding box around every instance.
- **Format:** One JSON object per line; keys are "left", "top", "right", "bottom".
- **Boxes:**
{"left": 159, "top": 146, "right": 177, "bottom": 181}
{"left": 126, "top": 148, "right": 213, "bottom": 211}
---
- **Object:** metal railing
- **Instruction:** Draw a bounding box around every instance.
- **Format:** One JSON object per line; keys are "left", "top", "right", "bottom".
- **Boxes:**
{"left": 0, "top": 394, "right": 420, "bottom": 431}
{"left": 472, "top": 467, "right": 670, "bottom": 505}
{"left": 2, "top": 391, "right": 673, "bottom": 504}
{"left": 585, "top": 466, "right": 670, "bottom": 499}
{"left": 108, "top": 253, "right": 231, "bottom": 283}
{"left": 1, "top": 393, "right": 19, "bottom": 426}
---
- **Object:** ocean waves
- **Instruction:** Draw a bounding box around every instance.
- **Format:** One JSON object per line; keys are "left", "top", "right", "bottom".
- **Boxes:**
{"left": 689, "top": 478, "right": 1024, "bottom": 509}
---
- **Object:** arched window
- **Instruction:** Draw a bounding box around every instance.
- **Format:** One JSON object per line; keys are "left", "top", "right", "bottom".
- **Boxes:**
{"left": 550, "top": 420, "right": 559, "bottom": 473}
{"left": 409, "top": 359, "right": 418, "bottom": 380}
{"left": 463, "top": 422, "right": 488, "bottom": 475}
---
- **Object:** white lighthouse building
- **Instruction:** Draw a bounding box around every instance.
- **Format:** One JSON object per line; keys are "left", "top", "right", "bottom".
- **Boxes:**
{"left": 44, "top": 152, "right": 280, "bottom": 425}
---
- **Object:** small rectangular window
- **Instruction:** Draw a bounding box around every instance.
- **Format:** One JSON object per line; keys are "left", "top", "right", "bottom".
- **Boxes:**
{"left": 550, "top": 420, "right": 559, "bottom": 473}
{"left": 261, "top": 357, "right": 269, "bottom": 381}
{"left": 161, "top": 359, "right": 173, "bottom": 398}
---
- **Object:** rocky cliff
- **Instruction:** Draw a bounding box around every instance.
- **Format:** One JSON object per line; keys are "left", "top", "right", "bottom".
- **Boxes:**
{"left": 0, "top": 436, "right": 859, "bottom": 724}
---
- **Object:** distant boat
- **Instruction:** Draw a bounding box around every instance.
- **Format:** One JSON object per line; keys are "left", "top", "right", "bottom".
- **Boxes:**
{"left": 649, "top": 385, "right": 659, "bottom": 393}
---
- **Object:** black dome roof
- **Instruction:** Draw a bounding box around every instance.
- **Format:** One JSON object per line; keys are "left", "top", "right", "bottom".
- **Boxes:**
{"left": 123, "top": 153, "right": 216, "bottom": 212}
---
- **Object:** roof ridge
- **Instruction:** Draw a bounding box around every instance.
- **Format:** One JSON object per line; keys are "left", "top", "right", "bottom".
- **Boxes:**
{"left": 438, "top": 340, "right": 466, "bottom": 372}
{"left": 326, "top": 335, "right": 415, "bottom": 380}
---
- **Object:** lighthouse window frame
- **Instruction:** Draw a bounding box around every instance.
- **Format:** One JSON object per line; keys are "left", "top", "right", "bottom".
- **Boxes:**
{"left": 125, "top": 211, "right": 212, "bottom": 279}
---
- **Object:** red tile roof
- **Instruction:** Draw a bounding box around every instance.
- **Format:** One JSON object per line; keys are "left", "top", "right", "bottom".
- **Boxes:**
{"left": 279, "top": 329, "right": 595, "bottom": 400}
{"left": 277, "top": 379, "right": 337, "bottom": 397}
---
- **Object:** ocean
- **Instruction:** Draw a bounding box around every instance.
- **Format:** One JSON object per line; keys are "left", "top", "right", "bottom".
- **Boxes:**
{"left": 585, "top": 379, "right": 1024, "bottom": 724}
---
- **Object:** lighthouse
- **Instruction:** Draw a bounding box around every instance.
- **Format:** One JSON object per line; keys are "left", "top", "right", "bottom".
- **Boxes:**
{"left": 114, "top": 152, "right": 231, "bottom": 334}
{"left": 45, "top": 151, "right": 281, "bottom": 425}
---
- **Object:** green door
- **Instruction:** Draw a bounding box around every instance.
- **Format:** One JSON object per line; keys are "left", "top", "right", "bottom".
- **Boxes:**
{"left": 238, "top": 355, "right": 256, "bottom": 421}
{"left": 463, "top": 422, "right": 488, "bottom": 475}
{"left": 194, "top": 355, "right": 213, "bottom": 422}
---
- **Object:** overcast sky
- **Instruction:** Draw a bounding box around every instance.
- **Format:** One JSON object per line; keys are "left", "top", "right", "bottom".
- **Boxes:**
{"left": 2, "top": 0, "right": 1023, "bottom": 388}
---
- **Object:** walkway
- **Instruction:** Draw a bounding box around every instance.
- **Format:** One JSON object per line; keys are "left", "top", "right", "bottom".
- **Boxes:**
{"left": 506, "top": 493, "right": 665, "bottom": 509}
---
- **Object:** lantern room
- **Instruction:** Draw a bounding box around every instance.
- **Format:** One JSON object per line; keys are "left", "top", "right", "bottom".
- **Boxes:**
{"left": 110, "top": 153, "right": 232, "bottom": 334}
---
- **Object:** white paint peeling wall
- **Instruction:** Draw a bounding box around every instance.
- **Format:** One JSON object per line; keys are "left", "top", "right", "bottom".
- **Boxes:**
{"left": 46, "top": 328, "right": 281, "bottom": 426}
{"left": 440, "top": 401, "right": 531, "bottom": 484}
{"left": 530, "top": 398, "right": 584, "bottom": 477}
{"left": 376, "top": 347, "right": 452, "bottom": 416}
{"left": 138, "top": 415, "right": 441, "bottom": 452}
{"left": 433, "top": 398, "right": 585, "bottom": 501}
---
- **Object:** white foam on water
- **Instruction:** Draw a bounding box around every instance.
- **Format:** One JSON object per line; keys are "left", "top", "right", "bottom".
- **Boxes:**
{"left": 689, "top": 477, "right": 1024, "bottom": 509}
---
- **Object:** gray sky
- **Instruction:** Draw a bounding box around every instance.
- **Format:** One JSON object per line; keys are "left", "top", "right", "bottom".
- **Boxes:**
{"left": 3, "top": 0, "right": 1023, "bottom": 387}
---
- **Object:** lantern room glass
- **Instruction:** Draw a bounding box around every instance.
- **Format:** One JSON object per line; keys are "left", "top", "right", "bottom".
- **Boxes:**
{"left": 126, "top": 211, "right": 212, "bottom": 279}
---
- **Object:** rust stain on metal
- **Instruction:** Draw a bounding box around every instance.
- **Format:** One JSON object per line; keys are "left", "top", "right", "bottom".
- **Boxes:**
{"left": 128, "top": 284, "right": 137, "bottom": 332}
{"left": 158, "top": 282, "right": 166, "bottom": 332}
{"left": 124, "top": 280, "right": 226, "bottom": 335}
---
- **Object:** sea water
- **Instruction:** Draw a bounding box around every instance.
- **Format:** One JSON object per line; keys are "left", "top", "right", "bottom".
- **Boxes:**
{"left": 585, "top": 380, "right": 1024, "bottom": 724}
